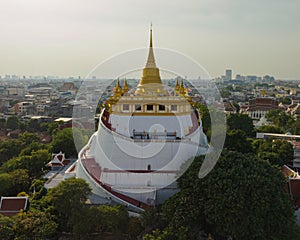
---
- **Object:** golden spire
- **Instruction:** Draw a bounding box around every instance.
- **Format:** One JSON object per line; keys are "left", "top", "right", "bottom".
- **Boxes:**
{"left": 145, "top": 23, "right": 156, "bottom": 68}
{"left": 123, "top": 79, "right": 129, "bottom": 93}
{"left": 135, "top": 24, "right": 165, "bottom": 95}
{"left": 150, "top": 22, "right": 153, "bottom": 48}
{"left": 179, "top": 80, "right": 186, "bottom": 95}
{"left": 174, "top": 79, "right": 180, "bottom": 92}
{"left": 114, "top": 79, "right": 122, "bottom": 97}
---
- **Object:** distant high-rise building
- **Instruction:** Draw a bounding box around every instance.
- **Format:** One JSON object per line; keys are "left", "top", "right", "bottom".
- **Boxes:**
{"left": 225, "top": 69, "right": 232, "bottom": 81}
{"left": 263, "top": 75, "right": 275, "bottom": 83}
{"left": 246, "top": 75, "right": 257, "bottom": 82}
{"left": 235, "top": 74, "right": 244, "bottom": 81}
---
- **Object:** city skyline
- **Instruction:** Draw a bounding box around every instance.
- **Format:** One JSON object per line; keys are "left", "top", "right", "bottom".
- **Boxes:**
{"left": 0, "top": 0, "right": 299, "bottom": 79}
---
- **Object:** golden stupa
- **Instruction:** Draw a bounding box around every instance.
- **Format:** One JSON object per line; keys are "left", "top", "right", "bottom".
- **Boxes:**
{"left": 135, "top": 24, "right": 167, "bottom": 96}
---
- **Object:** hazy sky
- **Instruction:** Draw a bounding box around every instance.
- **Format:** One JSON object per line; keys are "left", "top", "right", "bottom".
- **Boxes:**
{"left": 0, "top": 0, "right": 299, "bottom": 79}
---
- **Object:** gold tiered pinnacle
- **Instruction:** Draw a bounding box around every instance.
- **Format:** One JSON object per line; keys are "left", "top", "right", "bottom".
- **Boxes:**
{"left": 145, "top": 24, "right": 156, "bottom": 68}
{"left": 114, "top": 79, "right": 122, "bottom": 97}
{"left": 105, "top": 26, "right": 195, "bottom": 116}
{"left": 135, "top": 25, "right": 166, "bottom": 95}
{"left": 179, "top": 80, "right": 185, "bottom": 95}
{"left": 123, "top": 79, "right": 129, "bottom": 93}
{"left": 174, "top": 79, "right": 180, "bottom": 92}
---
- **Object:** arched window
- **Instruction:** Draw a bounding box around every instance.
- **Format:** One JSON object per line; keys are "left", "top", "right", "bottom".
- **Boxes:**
{"left": 147, "top": 164, "right": 151, "bottom": 171}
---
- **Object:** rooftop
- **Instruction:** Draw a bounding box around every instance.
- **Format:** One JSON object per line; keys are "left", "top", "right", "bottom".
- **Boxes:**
{"left": 0, "top": 196, "right": 29, "bottom": 217}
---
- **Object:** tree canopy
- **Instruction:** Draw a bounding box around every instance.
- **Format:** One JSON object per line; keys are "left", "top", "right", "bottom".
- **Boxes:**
{"left": 224, "top": 129, "right": 253, "bottom": 153}
{"left": 6, "top": 116, "right": 19, "bottom": 130}
{"left": 255, "top": 139, "right": 294, "bottom": 166}
{"left": 14, "top": 210, "right": 58, "bottom": 240}
{"left": 45, "top": 177, "right": 91, "bottom": 232}
{"left": 0, "top": 214, "right": 14, "bottom": 240}
{"left": 227, "top": 113, "right": 254, "bottom": 137}
{"left": 1, "top": 149, "right": 51, "bottom": 178}
{"left": 266, "top": 109, "right": 294, "bottom": 131}
{"left": 256, "top": 124, "right": 283, "bottom": 134}
{"left": 144, "top": 151, "right": 300, "bottom": 240}
{"left": 51, "top": 128, "right": 77, "bottom": 158}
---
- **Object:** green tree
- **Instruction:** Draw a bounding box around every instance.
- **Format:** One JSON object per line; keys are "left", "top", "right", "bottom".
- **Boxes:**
{"left": 30, "top": 179, "right": 47, "bottom": 201}
{"left": 1, "top": 149, "right": 50, "bottom": 178}
{"left": 232, "top": 101, "right": 240, "bottom": 112}
{"left": 258, "top": 151, "right": 282, "bottom": 166}
{"left": 19, "top": 141, "right": 49, "bottom": 156}
{"left": 26, "top": 119, "right": 41, "bottom": 132}
{"left": 155, "top": 151, "right": 299, "bottom": 240}
{"left": 209, "top": 152, "right": 296, "bottom": 238}
{"left": 40, "top": 122, "right": 59, "bottom": 135}
{"left": 19, "top": 132, "right": 40, "bottom": 146}
{"left": 5, "top": 116, "right": 19, "bottom": 130}
{"left": 274, "top": 140, "right": 294, "bottom": 165}
{"left": 0, "top": 213, "right": 15, "bottom": 240}
{"left": 0, "top": 139, "right": 22, "bottom": 165}
{"left": 197, "top": 104, "right": 211, "bottom": 133}
{"left": 0, "top": 155, "right": 30, "bottom": 173}
{"left": 256, "top": 125, "right": 283, "bottom": 134}
{"left": 29, "top": 149, "right": 51, "bottom": 178}
{"left": 69, "top": 207, "right": 96, "bottom": 238}
{"left": 266, "top": 109, "right": 294, "bottom": 130}
{"left": 141, "top": 207, "right": 164, "bottom": 233}
{"left": 289, "top": 118, "right": 300, "bottom": 135}
{"left": 224, "top": 129, "right": 253, "bottom": 153}
{"left": 0, "top": 118, "right": 6, "bottom": 129}
{"left": 14, "top": 210, "right": 58, "bottom": 240}
{"left": 95, "top": 205, "right": 129, "bottom": 233}
{"left": 10, "top": 169, "right": 30, "bottom": 195}
{"left": 0, "top": 173, "right": 13, "bottom": 196}
{"left": 280, "top": 97, "right": 292, "bottom": 105}
{"left": 127, "top": 217, "right": 143, "bottom": 240}
{"left": 51, "top": 128, "right": 77, "bottom": 157}
{"left": 144, "top": 227, "right": 192, "bottom": 240}
{"left": 227, "top": 113, "right": 254, "bottom": 137}
{"left": 256, "top": 139, "right": 294, "bottom": 166}
{"left": 45, "top": 178, "right": 91, "bottom": 232}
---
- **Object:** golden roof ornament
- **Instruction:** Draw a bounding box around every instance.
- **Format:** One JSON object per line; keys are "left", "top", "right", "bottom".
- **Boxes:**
{"left": 179, "top": 80, "right": 186, "bottom": 95}
{"left": 135, "top": 24, "right": 166, "bottom": 95}
{"left": 174, "top": 79, "right": 180, "bottom": 92}
{"left": 115, "top": 79, "right": 122, "bottom": 93}
{"left": 110, "top": 79, "right": 122, "bottom": 102}
{"left": 145, "top": 23, "right": 156, "bottom": 68}
{"left": 123, "top": 79, "right": 129, "bottom": 93}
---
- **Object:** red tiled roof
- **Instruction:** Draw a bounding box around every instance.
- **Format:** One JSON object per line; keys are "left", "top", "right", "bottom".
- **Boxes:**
{"left": 0, "top": 197, "right": 29, "bottom": 217}
{"left": 57, "top": 154, "right": 63, "bottom": 161}
{"left": 248, "top": 97, "right": 279, "bottom": 111}
{"left": 282, "top": 165, "right": 300, "bottom": 207}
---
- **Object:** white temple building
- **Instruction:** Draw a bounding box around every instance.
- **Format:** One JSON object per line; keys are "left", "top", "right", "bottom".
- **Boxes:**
{"left": 75, "top": 27, "right": 209, "bottom": 212}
